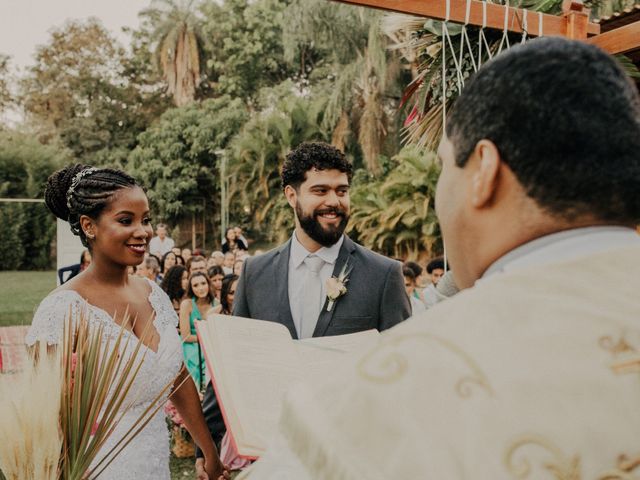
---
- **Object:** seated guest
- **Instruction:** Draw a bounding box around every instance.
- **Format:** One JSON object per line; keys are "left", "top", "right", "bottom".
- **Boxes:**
{"left": 182, "top": 248, "right": 192, "bottom": 263}
{"left": 188, "top": 255, "right": 208, "bottom": 276}
{"left": 245, "top": 38, "right": 640, "bottom": 478}
{"left": 135, "top": 256, "right": 161, "bottom": 283}
{"left": 402, "top": 266, "right": 425, "bottom": 314}
{"left": 222, "top": 252, "right": 235, "bottom": 275}
{"left": 423, "top": 257, "right": 447, "bottom": 308}
{"left": 233, "top": 259, "right": 245, "bottom": 277}
{"left": 161, "top": 250, "right": 178, "bottom": 276}
{"left": 210, "top": 251, "right": 225, "bottom": 268}
{"left": 221, "top": 227, "right": 248, "bottom": 254}
{"left": 207, "top": 266, "right": 225, "bottom": 306}
{"left": 149, "top": 223, "right": 174, "bottom": 257}
{"left": 58, "top": 249, "right": 91, "bottom": 284}
{"left": 161, "top": 265, "right": 189, "bottom": 317}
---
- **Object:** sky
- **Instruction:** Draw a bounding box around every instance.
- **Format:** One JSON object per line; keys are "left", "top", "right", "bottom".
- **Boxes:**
{"left": 0, "top": 0, "right": 152, "bottom": 71}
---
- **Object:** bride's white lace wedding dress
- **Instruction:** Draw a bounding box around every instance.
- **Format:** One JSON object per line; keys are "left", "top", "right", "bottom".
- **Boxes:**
{"left": 26, "top": 279, "right": 183, "bottom": 480}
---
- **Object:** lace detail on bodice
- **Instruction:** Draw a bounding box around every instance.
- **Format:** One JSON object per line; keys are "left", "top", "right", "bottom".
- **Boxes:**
{"left": 26, "top": 280, "right": 183, "bottom": 479}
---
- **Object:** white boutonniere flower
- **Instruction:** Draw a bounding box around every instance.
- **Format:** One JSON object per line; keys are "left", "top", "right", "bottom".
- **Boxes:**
{"left": 325, "top": 261, "right": 352, "bottom": 312}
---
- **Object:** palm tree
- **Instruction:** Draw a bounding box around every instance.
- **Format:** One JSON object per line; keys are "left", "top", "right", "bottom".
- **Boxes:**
{"left": 227, "top": 93, "right": 329, "bottom": 244}
{"left": 383, "top": 0, "right": 640, "bottom": 149}
{"left": 282, "top": 0, "right": 405, "bottom": 176}
{"left": 349, "top": 146, "right": 442, "bottom": 259}
{"left": 140, "top": 0, "right": 204, "bottom": 106}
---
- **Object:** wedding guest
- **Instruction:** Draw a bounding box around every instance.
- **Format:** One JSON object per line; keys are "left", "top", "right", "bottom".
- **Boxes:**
{"left": 28, "top": 163, "right": 225, "bottom": 479}
{"left": 208, "top": 266, "right": 225, "bottom": 305}
{"left": 209, "top": 274, "right": 239, "bottom": 317}
{"left": 172, "top": 246, "right": 182, "bottom": 257}
{"left": 161, "top": 265, "right": 189, "bottom": 317}
{"left": 188, "top": 255, "right": 208, "bottom": 276}
{"left": 182, "top": 248, "right": 192, "bottom": 263}
{"left": 233, "top": 259, "right": 244, "bottom": 277}
{"left": 426, "top": 257, "right": 446, "bottom": 286}
{"left": 211, "top": 251, "right": 225, "bottom": 268}
{"left": 161, "top": 250, "right": 178, "bottom": 275}
{"left": 234, "top": 226, "right": 249, "bottom": 248}
{"left": 404, "top": 261, "right": 427, "bottom": 304}
{"left": 57, "top": 249, "right": 92, "bottom": 284}
{"left": 135, "top": 256, "right": 161, "bottom": 283}
{"left": 402, "top": 266, "right": 425, "bottom": 314}
{"left": 221, "top": 227, "right": 248, "bottom": 254}
{"left": 179, "top": 272, "right": 215, "bottom": 392}
{"left": 423, "top": 257, "right": 448, "bottom": 308}
{"left": 222, "top": 252, "right": 235, "bottom": 275}
{"left": 248, "top": 38, "right": 640, "bottom": 477}
{"left": 405, "top": 260, "right": 427, "bottom": 288}
{"left": 149, "top": 223, "right": 175, "bottom": 257}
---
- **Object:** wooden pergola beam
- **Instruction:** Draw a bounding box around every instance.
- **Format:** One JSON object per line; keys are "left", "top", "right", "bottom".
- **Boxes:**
{"left": 586, "top": 20, "right": 640, "bottom": 54}
{"left": 333, "top": 0, "right": 600, "bottom": 37}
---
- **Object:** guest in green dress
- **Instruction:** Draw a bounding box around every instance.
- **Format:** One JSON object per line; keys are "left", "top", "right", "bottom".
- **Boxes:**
{"left": 179, "top": 271, "right": 214, "bottom": 391}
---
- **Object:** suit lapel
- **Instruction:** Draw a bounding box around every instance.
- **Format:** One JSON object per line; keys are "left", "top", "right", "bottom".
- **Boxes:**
{"left": 276, "top": 240, "right": 298, "bottom": 339}
{"left": 312, "top": 236, "right": 357, "bottom": 337}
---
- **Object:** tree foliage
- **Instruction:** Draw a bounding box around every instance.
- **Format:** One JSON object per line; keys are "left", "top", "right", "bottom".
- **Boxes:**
{"left": 0, "top": 54, "right": 12, "bottom": 116}
{"left": 19, "top": 18, "right": 169, "bottom": 164}
{"left": 349, "top": 146, "right": 442, "bottom": 259}
{"left": 228, "top": 83, "right": 329, "bottom": 243}
{"left": 199, "top": 0, "right": 293, "bottom": 100}
{"left": 140, "top": 0, "right": 206, "bottom": 106}
{"left": 0, "top": 132, "right": 71, "bottom": 270}
{"left": 128, "top": 96, "right": 248, "bottom": 228}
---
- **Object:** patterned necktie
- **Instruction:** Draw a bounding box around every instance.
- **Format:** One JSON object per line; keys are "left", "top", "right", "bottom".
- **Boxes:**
{"left": 299, "top": 255, "right": 325, "bottom": 338}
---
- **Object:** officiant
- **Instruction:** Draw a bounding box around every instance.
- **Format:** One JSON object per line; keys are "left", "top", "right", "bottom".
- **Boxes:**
{"left": 241, "top": 38, "right": 640, "bottom": 478}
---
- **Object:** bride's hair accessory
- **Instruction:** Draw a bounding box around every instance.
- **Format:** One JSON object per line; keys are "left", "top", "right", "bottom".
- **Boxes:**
{"left": 66, "top": 167, "right": 100, "bottom": 209}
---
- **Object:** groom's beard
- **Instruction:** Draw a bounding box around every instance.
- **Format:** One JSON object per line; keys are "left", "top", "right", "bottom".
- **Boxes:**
{"left": 296, "top": 202, "right": 349, "bottom": 247}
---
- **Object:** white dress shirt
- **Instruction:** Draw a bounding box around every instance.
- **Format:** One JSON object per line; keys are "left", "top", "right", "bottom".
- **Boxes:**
{"left": 149, "top": 236, "right": 175, "bottom": 257}
{"left": 288, "top": 232, "right": 344, "bottom": 338}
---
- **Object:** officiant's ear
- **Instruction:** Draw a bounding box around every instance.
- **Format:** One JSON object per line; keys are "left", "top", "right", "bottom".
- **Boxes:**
{"left": 284, "top": 184, "right": 298, "bottom": 209}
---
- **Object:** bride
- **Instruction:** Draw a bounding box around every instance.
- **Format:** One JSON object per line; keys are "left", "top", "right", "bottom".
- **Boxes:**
{"left": 26, "top": 164, "right": 227, "bottom": 480}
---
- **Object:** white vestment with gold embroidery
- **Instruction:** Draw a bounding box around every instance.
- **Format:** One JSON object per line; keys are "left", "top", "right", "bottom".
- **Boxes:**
{"left": 242, "top": 242, "right": 640, "bottom": 479}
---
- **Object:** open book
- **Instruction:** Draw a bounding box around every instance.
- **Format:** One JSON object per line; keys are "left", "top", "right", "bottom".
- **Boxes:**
{"left": 196, "top": 315, "right": 380, "bottom": 459}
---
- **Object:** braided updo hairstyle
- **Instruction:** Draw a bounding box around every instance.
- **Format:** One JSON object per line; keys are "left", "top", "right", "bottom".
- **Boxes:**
{"left": 44, "top": 164, "right": 139, "bottom": 248}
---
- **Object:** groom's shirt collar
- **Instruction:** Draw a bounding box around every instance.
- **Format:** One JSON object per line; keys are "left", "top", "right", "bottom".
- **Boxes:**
{"left": 290, "top": 232, "right": 344, "bottom": 268}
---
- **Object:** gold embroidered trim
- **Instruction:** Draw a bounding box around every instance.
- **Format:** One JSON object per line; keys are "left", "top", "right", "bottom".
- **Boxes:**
{"left": 598, "top": 454, "right": 640, "bottom": 479}
{"left": 356, "top": 332, "right": 493, "bottom": 397}
{"left": 599, "top": 334, "right": 640, "bottom": 375}
{"left": 504, "top": 435, "right": 580, "bottom": 479}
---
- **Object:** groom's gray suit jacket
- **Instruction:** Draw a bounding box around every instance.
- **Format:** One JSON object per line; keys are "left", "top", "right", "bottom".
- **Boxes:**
{"left": 233, "top": 235, "right": 411, "bottom": 338}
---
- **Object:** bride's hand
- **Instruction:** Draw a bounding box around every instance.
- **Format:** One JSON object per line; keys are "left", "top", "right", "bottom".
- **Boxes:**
{"left": 199, "top": 456, "right": 229, "bottom": 480}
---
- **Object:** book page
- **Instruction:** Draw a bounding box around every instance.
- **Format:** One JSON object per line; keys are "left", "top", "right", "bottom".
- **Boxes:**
{"left": 197, "top": 318, "right": 381, "bottom": 458}
{"left": 197, "top": 315, "right": 302, "bottom": 458}
{"left": 296, "top": 329, "right": 380, "bottom": 377}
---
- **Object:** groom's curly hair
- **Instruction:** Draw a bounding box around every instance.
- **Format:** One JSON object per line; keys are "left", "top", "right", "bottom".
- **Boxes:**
{"left": 281, "top": 142, "right": 353, "bottom": 190}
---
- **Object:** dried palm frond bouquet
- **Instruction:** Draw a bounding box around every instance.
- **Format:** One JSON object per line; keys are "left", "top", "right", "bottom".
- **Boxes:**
{"left": 0, "top": 313, "right": 175, "bottom": 480}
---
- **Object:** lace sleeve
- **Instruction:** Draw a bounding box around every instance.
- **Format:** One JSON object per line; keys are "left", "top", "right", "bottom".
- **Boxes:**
{"left": 25, "top": 291, "right": 85, "bottom": 346}
{"left": 147, "top": 280, "right": 180, "bottom": 331}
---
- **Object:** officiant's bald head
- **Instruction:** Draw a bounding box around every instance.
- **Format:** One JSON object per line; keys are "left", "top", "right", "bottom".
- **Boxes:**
{"left": 436, "top": 37, "right": 640, "bottom": 289}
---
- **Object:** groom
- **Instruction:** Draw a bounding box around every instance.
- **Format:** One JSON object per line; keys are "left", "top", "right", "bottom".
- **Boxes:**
{"left": 234, "top": 141, "right": 411, "bottom": 337}
{"left": 195, "top": 143, "right": 411, "bottom": 474}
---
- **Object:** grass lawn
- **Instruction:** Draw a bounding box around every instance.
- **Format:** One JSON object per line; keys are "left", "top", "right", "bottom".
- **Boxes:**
{"left": 170, "top": 454, "right": 196, "bottom": 479}
{"left": 0, "top": 271, "right": 56, "bottom": 327}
